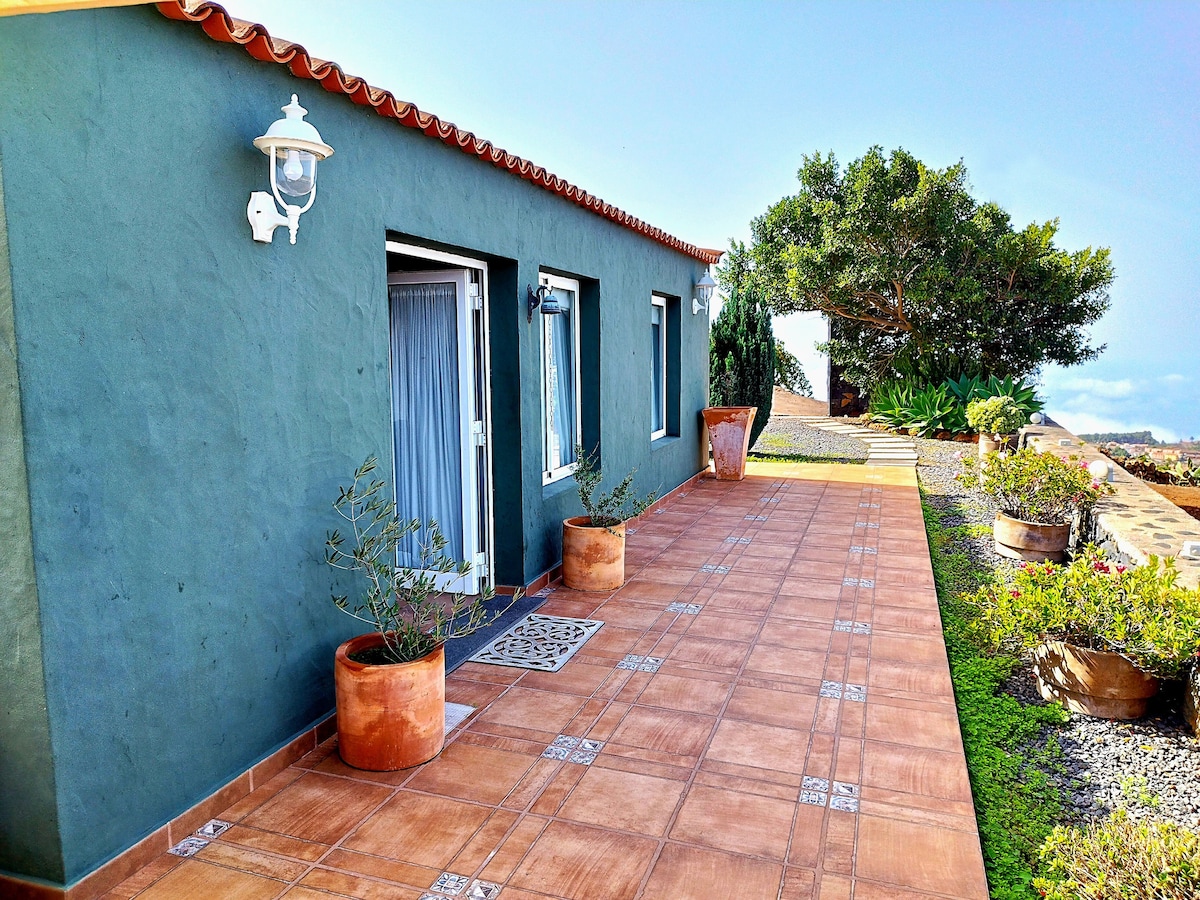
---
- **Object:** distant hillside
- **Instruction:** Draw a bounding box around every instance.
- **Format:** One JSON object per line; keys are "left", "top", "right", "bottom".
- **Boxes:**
{"left": 1080, "top": 431, "right": 1159, "bottom": 445}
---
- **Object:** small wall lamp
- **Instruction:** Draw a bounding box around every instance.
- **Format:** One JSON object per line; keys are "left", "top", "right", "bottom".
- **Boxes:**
{"left": 692, "top": 271, "right": 717, "bottom": 316}
{"left": 527, "top": 282, "right": 563, "bottom": 322}
{"left": 248, "top": 95, "right": 334, "bottom": 245}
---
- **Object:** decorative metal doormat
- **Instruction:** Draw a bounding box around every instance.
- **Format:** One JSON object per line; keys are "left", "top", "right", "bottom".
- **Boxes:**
{"left": 469, "top": 614, "right": 604, "bottom": 672}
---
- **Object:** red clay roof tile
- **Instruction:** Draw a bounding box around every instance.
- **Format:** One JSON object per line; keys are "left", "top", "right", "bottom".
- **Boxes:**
{"left": 156, "top": 0, "right": 722, "bottom": 264}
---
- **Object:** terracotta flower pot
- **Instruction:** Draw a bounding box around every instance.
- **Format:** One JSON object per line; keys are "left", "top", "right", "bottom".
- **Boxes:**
{"left": 562, "top": 516, "right": 625, "bottom": 591}
{"left": 1033, "top": 640, "right": 1159, "bottom": 720}
{"left": 993, "top": 511, "right": 1071, "bottom": 562}
{"left": 335, "top": 633, "right": 445, "bottom": 771}
{"left": 978, "top": 433, "right": 1018, "bottom": 459}
{"left": 703, "top": 406, "right": 757, "bottom": 481}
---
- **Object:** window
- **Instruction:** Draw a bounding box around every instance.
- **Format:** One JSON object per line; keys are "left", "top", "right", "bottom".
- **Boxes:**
{"left": 651, "top": 295, "right": 667, "bottom": 440}
{"left": 541, "top": 273, "right": 582, "bottom": 483}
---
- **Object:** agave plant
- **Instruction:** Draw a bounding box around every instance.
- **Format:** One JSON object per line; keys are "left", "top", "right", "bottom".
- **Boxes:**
{"left": 945, "top": 374, "right": 1044, "bottom": 419}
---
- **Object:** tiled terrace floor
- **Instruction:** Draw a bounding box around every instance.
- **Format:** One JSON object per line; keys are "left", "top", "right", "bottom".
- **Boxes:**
{"left": 107, "top": 463, "right": 988, "bottom": 900}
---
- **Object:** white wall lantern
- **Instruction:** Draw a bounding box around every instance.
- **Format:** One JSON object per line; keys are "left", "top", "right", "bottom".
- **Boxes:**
{"left": 247, "top": 95, "right": 334, "bottom": 244}
{"left": 692, "top": 271, "right": 717, "bottom": 316}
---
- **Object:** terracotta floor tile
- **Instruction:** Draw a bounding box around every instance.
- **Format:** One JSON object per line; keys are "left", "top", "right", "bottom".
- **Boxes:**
{"left": 693, "top": 767, "right": 800, "bottom": 802}
{"left": 194, "top": 841, "right": 309, "bottom": 881}
{"left": 724, "top": 684, "right": 818, "bottom": 730}
{"left": 706, "top": 718, "right": 810, "bottom": 775}
{"left": 404, "top": 741, "right": 535, "bottom": 805}
{"left": 870, "top": 605, "right": 943, "bottom": 634}
{"left": 867, "top": 659, "right": 955, "bottom": 701}
{"left": 670, "top": 783, "right": 795, "bottom": 859}
{"left": 642, "top": 843, "right": 784, "bottom": 899}
{"left": 780, "top": 865, "right": 818, "bottom": 899}
{"left": 341, "top": 791, "right": 491, "bottom": 868}
{"left": 556, "top": 765, "right": 685, "bottom": 835}
{"left": 770, "top": 595, "right": 840, "bottom": 623}
{"left": 756, "top": 621, "right": 835, "bottom": 652}
{"left": 855, "top": 815, "right": 988, "bottom": 898}
{"left": 683, "top": 610, "right": 762, "bottom": 642}
{"left": 869, "top": 633, "right": 948, "bottom": 666}
{"left": 240, "top": 771, "right": 392, "bottom": 844}
{"left": 636, "top": 671, "right": 732, "bottom": 715}
{"left": 608, "top": 706, "right": 716, "bottom": 758}
{"left": 478, "top": 815, "right": 550, "bottom": 883}
{"left": 297, "top": 867, "right": 422, "bottom": 899}
{"left": 704, "top": 588, "right": 776, "bottom": 613}
{"left": 518, "top": 660, "right": 615, "bottom": 696}
{"left": 320, "top": 848, "right": 440, "bottom": 890}
{"left": 744, "top": 644, "right": 827, "bottom": 681}
{"left": 786, "top": 803, "right": 825, "bottom": 868}
{"left": 220, "top": 824, "right": 327, "bottom": 861}
{"left": 615, "top": 579, "right": 685, "bottom": 601}
{"left": 864, "top": 702, "right": 963, "bottom": 751}
{"left": 667, "top": 635, "right": 752, "bottom": 670}
{"left": 507, "top": 820, "right": 658, "bottom": 900}
{"left": 133, "top": 859, "right": 283, "bottom": 900}
{"left": 860, "top": 741, "right": 973, "bottom": 801}
{"left": 473, "top": 687, "right": 587, "bottom": 734}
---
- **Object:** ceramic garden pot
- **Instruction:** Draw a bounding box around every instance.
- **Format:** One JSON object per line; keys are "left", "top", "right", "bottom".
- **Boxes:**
{"left": 335, "top": 633, "right": 445, "bottom": 771}
{"left": 993, "top": 511, "right": 1071, "bottom": 562}
{"left": 978, "top": 433, "right": 1018, "bottom": 459}
{"left": 562, "top": 516, "right": 626, "bottom": 591}
{"left": 703, "top": 406, "right": 757, "bottom": 481}
{"left": 1033, "top": 640, "right": 1159, "bottom": 720}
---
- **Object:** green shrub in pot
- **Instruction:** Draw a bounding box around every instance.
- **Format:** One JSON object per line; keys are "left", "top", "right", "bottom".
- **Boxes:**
{"left": 959, "top": 448, "right": 1113, "bottom": 525}
{"left": 966, "top": 395, "right": 1028, "bottom": 438}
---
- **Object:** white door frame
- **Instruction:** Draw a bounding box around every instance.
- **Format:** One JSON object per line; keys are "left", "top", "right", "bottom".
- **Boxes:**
{"left": 385, "top": 241, "right": 494, "bottom": 593}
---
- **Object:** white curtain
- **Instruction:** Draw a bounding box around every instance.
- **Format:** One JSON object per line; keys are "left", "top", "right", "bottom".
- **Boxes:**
{"left": 390, "top": 283, "right": 463, "bottom": 567}
{"left": 547, "top": 297, "right": 576, "bottom": 470}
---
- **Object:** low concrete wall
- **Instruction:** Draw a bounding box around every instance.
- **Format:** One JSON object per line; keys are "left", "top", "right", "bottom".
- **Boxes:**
{"left": 1025, "top": 423, "right": 1200, "bottom": 590}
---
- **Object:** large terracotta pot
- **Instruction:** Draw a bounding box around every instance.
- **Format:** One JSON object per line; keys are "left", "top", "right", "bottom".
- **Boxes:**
{"left": 335, "top": 633, "right": 445, "bottom": 771}
{"left": 993, "top": 511, "right": 1071, "bottom": 562}
{"left": 978, "top": 433, "right": 1018, "bottom": 459}
{"left": 1033, "top": 640, "right": 1159, "bottom": 720}
{"left": 703, "top": 406, "right": 757, "bottom": 481}
{"left": 562, "top": 516, "right": 625, "bottom": 591}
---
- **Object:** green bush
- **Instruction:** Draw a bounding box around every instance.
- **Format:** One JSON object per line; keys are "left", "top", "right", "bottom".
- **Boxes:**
{"left": 946, "top": 374, "right": 1044, "bottom": 419}
{"left": 959, "top": 448, "right": 1112, "bottom": 524}
{"left": 868, "top": 381, "right": 967, "bottom": 436}
{"left": 1035, "top": 810, "right": 1200, "bottom": 899}
{"left": 967, "top": 546, "right": 1200, "bottom": 680}
{"left": 966, "top": 395, "right": 1028, "bottom": 436}
{"left": 710, "top": 287, "right": 775, "bottom": 448}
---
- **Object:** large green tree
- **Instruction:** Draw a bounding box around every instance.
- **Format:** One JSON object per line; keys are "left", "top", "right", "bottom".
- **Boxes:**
{"left": 710, "top": 288, "right": 775, "bottom": 448}
{"left": 721, "top": 147, "right": 1114, "bottom": 390}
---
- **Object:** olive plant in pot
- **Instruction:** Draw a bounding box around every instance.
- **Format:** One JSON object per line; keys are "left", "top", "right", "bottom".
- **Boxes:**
{"left": 959, "top": 447, "right": 1113, "bottom": 561}
{"left": 325, "top": 457, "right": 516, "bottom": 771}
{"left": 966, "top": 394, "right": 1028, "bottom": 458}
{"left": 968, "top": 547, "right": 1200, "bottom": 719}
{"left": 562, "top": 445, "right": 658, "bottom": 591}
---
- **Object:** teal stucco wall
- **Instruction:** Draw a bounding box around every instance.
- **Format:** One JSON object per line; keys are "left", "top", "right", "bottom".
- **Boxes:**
{"left": 0, "top": 5, "right": 710, "bottom": 886}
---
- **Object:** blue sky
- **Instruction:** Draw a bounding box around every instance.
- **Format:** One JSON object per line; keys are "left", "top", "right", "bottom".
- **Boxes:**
{"left": 229, "top": 0, "right": 1200, "bottom": 441}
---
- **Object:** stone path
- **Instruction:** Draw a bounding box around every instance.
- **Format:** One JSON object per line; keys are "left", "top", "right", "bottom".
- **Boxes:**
{"left": 793, "top": 417, "right": 919, "bottom": 467}
{"left": 103, "top": 463, "right": 986, "bottom": 900}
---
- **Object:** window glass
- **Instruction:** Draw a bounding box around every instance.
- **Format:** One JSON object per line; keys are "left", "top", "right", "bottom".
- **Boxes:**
{"left": 651, "top": 298, "right": 666, "bottom": 439}
{"left": 542, "top": 278, "right": 580, "bottom": 480}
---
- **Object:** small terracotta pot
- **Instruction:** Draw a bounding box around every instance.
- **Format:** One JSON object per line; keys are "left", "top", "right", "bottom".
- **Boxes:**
{"left": 703, "top": 406, "right": 757, "bottom": 481}
{"left": 335, "top": 634, "right": 445, "bottom": 771}
{"left": 1033, "top": 640, "right": 1159, "bottom": 720}
{"left": 993, "top": 511, "right": 1071, "bottom": 562}
{"left": 978, "top": 433, "right": 1018, "bottom": 459}
{"left": 562, "top": 516, "right": 625, "bottom": 591}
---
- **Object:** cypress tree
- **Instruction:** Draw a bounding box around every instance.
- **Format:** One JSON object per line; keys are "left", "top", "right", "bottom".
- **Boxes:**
{"left": 709, "top": 286, "right": 775, "bottom": 448}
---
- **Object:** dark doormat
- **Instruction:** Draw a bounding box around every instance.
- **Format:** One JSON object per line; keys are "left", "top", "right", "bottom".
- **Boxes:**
{"left": 444, "top": 591, "right": 545, "bottom": 673}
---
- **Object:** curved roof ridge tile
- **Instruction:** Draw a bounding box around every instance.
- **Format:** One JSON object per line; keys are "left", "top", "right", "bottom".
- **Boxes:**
{"left": 154, "top": 0, "right": 721, "bottom": 264}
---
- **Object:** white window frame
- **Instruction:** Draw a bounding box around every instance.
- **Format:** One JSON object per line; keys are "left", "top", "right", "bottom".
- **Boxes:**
{"left": 540, "top": 273, "right": 582, "bottom": 484}
{"left": 651, "top": 295, "right": 668, "bottom": 441}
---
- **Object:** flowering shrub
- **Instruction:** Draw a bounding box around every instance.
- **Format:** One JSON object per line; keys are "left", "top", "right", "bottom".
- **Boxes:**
{"left": 966, "top": 395, "right": 1027, "bottom": 436}
{"left": 967, "top": 546, "right": 1200, "bottom": 680}
{"left": 959, "top": 447, "right": 1113, "bottom": 524}
{"left": 1035, "top": 810, "right": 1200, "bottom": 899}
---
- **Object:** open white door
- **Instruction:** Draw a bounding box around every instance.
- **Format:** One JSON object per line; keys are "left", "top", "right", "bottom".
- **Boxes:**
{"left": 387, "top": 266, "right": 490, "bottom": 594}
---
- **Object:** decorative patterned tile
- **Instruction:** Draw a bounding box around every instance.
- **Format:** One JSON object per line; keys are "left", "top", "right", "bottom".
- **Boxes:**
{"left": 830, "top": 796, "right": 860, "bottom": 813}
{"left": 195, "top": 819, "right": 231, "bottom": 839}
{"left": 855, "top": 521, "right": 880, "bottom": 529}
{"left": 853, "top": 622, "right": 872, "bottom": 634}
{"left": 431, "top": 872, "right": 471, "bottom": 895}
{"left": 833, "top": 620, "right": 853, "bottom": 632}
{"left": 617, "top": 654, "right": 663, "bottom": 673}
{"left": 168, "top": 836, "right": 209, "bottom": 857}
{"left": 580, "top": 738, "right": 604, "bottom": 752}
{"left": 858, "top": 503, "right": 880, "bottom": 509}
{"left": 626, "top": 527, "right": 638, "bottom": 535}
{"left": 553, "top": 735, "right": 581, "bottom": 749}
{"left": 819, "top": 681, "right": 843, "bottom": 699}
{"left": 759, "top": 497, "right": 780, "bottom": 504}
{"left": 724, "top": 536, "right": 753, "bottom": 544}
{"left": 842, "top": 577, "right": 875, "bottom": 588}
{"left": 666, "top": 601, "right": 703, "bottom": 614}
{"left": 569, "top": 751, "right": 598, "bottom": 765}
{"left": 467, "top": 881, "right": 502, "bottom": 899}
{"left": 445, "top": 702, "right": 476, "bottom": 734}
{"left": 844, "top": 683, "right": 868, "bottom": 702}
{"left": 533, "top": 587, "right": 554, "bottom": 598}
{"left": 654, "top": 509, "right": 665, "bottom": 515}
{"left": 848, "top": 546, "right": 878, "bottom": 555}
{"left": 541, "top": 746, "right": 570, "bottom": 761}
{"left": 541, "top": 735, "right": 603, "bottom": 765}
{"left": 700, "top": 564, "right": 730, "bottom": 574}
{"left": 744, "top": 515, "right": 768, "bottom": 521}
{"left": 802, "top": 776, "right": 830, "bottom": 791}
{"left": 833, "top": 782, "right": 859, "bottom": 797}
{"left": 800, "top": 790, "right": 828, "bottom": 806}
{"left": 470, "top": 614, "right": 605, "bottom": 672}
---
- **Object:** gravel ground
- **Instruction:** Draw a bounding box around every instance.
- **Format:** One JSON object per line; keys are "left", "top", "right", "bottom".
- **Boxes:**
{"left": 913, "top": 435, "right": 1200, "bottom": 829}
{"left": 751, "top": 417, "right": 869, "bottom": 462}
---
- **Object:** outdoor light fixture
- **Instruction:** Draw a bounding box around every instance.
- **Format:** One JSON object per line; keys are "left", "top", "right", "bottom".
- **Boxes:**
{"left": 527, "top": 282, "right": 563, "bottom": 322}
{"left": 692, "top": 270, "right": 717, "bottom": 315}
{"left": 248, "top": 94, "right": 334, "bottom": 244}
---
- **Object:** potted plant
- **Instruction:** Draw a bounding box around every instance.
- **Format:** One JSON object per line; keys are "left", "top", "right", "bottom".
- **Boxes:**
{"left": 959, "top": 447, "right": 1113, "bottom": 561}
{"left": 968, "top": 547, "right": 1200, "bottom": 719}
{"left": 966, "top": 395, "right": 1028, "bottom": 458}
{"left": 562, "top": 445, "right": 658, "bottom": 591}
{"left": 325, "top": 457, "right": 516, "bottom": 771}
